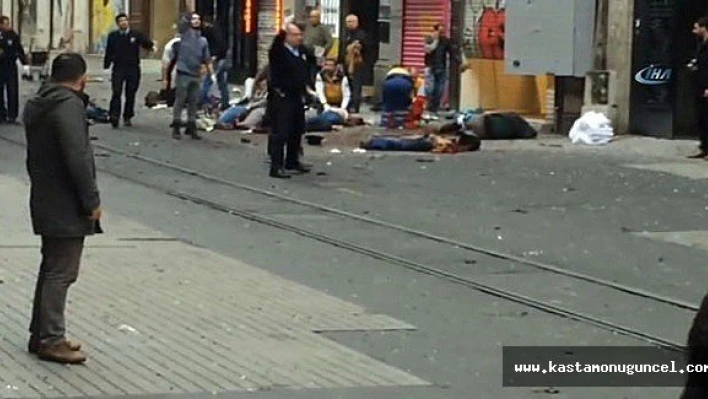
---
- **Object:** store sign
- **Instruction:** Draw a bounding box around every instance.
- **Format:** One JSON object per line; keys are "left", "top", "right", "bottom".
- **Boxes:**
{"left": 634, "top": 65, "right": 672, "bottom": 85}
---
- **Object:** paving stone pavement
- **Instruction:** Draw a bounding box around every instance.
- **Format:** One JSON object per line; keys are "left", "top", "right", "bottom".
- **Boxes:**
{"left": 0, "top": 175, "right": 428, "bottom": 398}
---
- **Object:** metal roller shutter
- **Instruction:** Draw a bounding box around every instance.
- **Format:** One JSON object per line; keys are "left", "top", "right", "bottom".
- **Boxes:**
{"left": 401, "top": 0, "right": 450, "bottom": 69}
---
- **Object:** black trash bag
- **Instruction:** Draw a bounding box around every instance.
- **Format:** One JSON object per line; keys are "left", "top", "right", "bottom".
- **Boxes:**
{"left": 482, "top": 113, "right": 537, "bottom": 140}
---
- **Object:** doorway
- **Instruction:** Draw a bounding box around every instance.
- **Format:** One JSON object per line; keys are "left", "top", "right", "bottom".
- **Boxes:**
{"left": 344, "top": 0, "right": 379, "bottom": 86}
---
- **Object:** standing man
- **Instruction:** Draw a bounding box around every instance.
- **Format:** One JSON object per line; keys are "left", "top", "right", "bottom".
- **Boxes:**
{"left": 171, "top": 12, "right": 212, "bottom": 140}
{"left": 23, "top": 53, "right": 101, "bottom": 364}
{"left": 0, "top": 15, "right": 28, "bottom": 124}
{"left": 424, "top": 23, "right": 462, "bottom": 115}
{"left": 341, "top": 14, "right": 367, "bottom": 114}
{"left": 199, "top": 16, "right": 229, "bottom": 111}
{"left": 304, "top": 9, "right": 334, "bottom": 68}
{"left": 104, "top": 13, "right": 155, "bottom": 128}
{"left": 690, "top": 17, "right": 708, "bottom": 159}
{"left": 268, "top": 20, "right": 314, "bottom": 178}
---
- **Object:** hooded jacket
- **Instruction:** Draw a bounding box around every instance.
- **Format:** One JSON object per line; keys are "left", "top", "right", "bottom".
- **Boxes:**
{"left": 23, "top": 83, "right": 101, "bottom": 237}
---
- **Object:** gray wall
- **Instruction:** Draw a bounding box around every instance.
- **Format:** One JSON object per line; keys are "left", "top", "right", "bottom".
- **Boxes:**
{"left": 373, "top": 0, "right": 403, "bottom": 104}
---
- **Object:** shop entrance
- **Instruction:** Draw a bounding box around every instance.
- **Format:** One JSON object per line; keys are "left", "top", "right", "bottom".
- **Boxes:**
{"left": 630, "top": 0, "right": 708, "bottom": 138}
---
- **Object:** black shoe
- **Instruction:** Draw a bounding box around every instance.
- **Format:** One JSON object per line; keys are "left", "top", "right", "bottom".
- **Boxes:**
{"left": 285, "top": 163, "right": 312, "bottom": 174}
{"left": 172, "top": 125, "right": 182, "bottom": 140}
{"left": 110, "top": 118, "right": 119, "bottom": 128}
{"left": 269, "top": 168, "right": 291, "bottom": 179}
{"left": 185, "top": 122, "right": 202, "bottom": 140}
{"left": 123, "top": 118, "right": 132, "bottom": 127}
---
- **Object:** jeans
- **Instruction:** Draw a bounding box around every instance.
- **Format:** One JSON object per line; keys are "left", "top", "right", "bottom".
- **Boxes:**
{"left": 173, "top": 73, "right": 201, "bottom": 125}
{"left": 217, "top": 105, "right": 248, "bottom": 125}
{"left": 0, "top": 65, "right": 19, "bottom": 121}
{"left": 200, "top": 59, "right": 230, "bottom": 110}
{"left": 427, "top": 69, "right": 447, "bottom": 113}
{"left": 29, "top": 237, "right": 85, "bottom": 346}
{"left": 110, "top": 67, "right": 141, "bottom": 120}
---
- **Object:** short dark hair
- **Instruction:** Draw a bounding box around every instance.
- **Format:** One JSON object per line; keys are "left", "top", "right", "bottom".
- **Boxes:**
{"left": 433, "top": 23, "right": 443, "bottom": 30}
{"left": 698, "top": 17, "right": 708, "bottom": 28}
{"left": 50, "top": 53, "right": 87, "bottom": 83}
{"left": 115, "top": 13, "right": 128, "bottom": 24}
{"left": 0, "top": 15, "right": 9, "bottom": 24}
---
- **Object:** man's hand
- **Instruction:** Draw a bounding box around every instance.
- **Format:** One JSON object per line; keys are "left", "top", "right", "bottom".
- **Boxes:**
{"left": 461, "top": 63, "right": 470, "bottom": 73}
{"left": 88, "top": 207, "right": 102, "bottom": 222}
{"left": 703, "top": 89, "right": 708, "bottom": 98}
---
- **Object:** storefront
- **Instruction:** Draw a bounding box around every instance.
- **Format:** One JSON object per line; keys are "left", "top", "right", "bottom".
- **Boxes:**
{"left": 629, "top": 0, "right": 705, "bottom": 138}
{"left": 459, "top": 0, "right": 553, "bottom": 119}
{"left": 256, "top": 0, "right": 281, "bottom": 70}
{"left": 400, "top": 0, "right": 450, "bottom": 69}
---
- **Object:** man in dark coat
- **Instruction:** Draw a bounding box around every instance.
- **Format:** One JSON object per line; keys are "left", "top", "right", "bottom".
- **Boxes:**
{"left": 341, "top": 14, "right": 367, "bottom": 114}
{"left": 23, "top": 53, "right": 101, "bottom": 365}
{"left": 0, "top": 15, "right": 28, "bottom": 124}
{"left": 103, "top": 13, "right": 154, "bottom": 128}
{"left": 424, "top": 23, "right": 463, "bottom": 115}
{"left": 267, "top": 20, "right": 315, "bottom": 178}
{"left": 689, "top": 17, "right": 708, "bottom": 159}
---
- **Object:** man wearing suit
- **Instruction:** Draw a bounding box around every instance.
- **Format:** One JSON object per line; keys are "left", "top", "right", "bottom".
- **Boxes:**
{"left": 267, "top": 20, "right": 315, "bottom": 178}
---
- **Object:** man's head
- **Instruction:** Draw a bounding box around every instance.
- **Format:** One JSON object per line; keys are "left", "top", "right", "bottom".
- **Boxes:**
{"left": 695, "top": 17, "right": 708, "bottom": 41}
{"left": 50, "top": 53, "right": 88, "bottom": 91}
{"left": 285, "top": 22, "right": 304, "bottom": 47}
{"left": 0, "top": 16, "right": 10, "bottom": 31}
{"left": 309, "top": 9, "right": 321, "bottom": 26}
{"left": 432, "top": 23, "right": 444, "bottom": 37}
{"left": 115, "top": 13, "right": 129, "bottom": 30}
{"left": 190, "top": 12, "right": 202, "bottom": 29}
{"left": 345, "top": 14, "right": 359, "bottom": 31}
{"left": 323, "top": 58, "right": 337, "bottom": 72}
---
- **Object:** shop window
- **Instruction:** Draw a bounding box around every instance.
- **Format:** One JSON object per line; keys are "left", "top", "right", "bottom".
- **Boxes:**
{"left": 378, "top": 0, "right": 391, "bottom": 44}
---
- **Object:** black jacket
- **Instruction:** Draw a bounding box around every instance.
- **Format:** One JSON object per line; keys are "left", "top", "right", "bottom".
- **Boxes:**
{"left": 23, "top": 84, "right": 101, "bottom": 237}
{"left": 0, "top": 29, "right": 26, "bottom": 68}
{"left": 268, "top": 31, "right": 315, "bottom": 99}
{"left": 425, "top": 35, "right": 461, "bottom": 71}
{"left": 203, "top": 23, "right": 227, "bottom": 60}
{"left": 104, "top": 29, "right": 153, "bottom": 70}
{"left": 697, "top": 42, "right": 708, "bottom": 97}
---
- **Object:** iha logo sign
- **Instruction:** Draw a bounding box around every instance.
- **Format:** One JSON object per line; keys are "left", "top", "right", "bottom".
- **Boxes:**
{"left": 634, "top": 65, "right": 672, "bottom": 85}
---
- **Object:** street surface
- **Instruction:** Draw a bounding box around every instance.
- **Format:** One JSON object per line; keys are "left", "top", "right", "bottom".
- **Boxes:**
{"left": 0, "top": 58, "right": 705, "bottom": 398}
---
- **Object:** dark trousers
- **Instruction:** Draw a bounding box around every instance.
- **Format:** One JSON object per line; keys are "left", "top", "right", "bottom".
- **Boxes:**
{"left": 697, "top": 99, "right": 708, "bottom": 152}
{"left": 29, "top": 237, "right": 85, "bottom": 346}
{"left": 269, "top": 95, "right": 305, "bottom": 170}
{"left": 110, "top": 67, "right": 141, "bottom": 120}
{"left": 348, "top": 68, "right": 365, "bottom": 114}
{"left": 428, "top": 69, "right": 447, "bottom": 113}
{"left": 0, "top": 65, "right": 19, "bottom": 121}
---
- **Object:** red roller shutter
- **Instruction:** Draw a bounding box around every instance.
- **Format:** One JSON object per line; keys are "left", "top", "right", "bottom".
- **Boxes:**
{"left": 401, "top": 0, "right": 451, "bottom": 69}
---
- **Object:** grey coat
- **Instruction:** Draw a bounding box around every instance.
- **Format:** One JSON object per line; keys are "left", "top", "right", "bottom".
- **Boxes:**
{"left": 23, "top": 83, "right": 101, "bottom": 237}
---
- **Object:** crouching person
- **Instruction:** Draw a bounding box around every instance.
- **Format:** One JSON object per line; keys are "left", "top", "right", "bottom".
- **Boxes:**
{"left": 380, "top": 66, "right": 415, "bottom": 129}
{"left": 23, "top": 53, "right": 102, "bottom": 364}
{"left": 313, "top": 58, "right": 350, "bottom": 126}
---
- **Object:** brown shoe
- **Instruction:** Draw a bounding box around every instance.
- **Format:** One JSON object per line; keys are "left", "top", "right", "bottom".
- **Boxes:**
{"left": 37, "top": 341, "right": 87, "bottom": 364}
{"left": 28, "top": 337, "right": 82, "bottom": 354}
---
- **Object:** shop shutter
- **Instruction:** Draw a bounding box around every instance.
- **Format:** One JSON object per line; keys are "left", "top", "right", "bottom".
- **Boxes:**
{"left": 401, "top": 0, "right": 450, "bottom": 69}
{"left": 257, "top": 0, "right": 278, "bottom": 70}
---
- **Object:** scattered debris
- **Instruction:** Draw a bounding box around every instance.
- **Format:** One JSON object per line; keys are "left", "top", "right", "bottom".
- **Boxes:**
{"left": 523, "top": 250, "right": 544, "bottom": 257}
{"left": 316, "top": 172, "right": 328, "bottom": 176}
{"left": 95, "top": 152, "right": 111, "bottom": 158}
{"left": 326, "top": 161, "right": 333, "bottom": 166}
{"left": 152, "top": 104, "right": 168, "bottom": 110}
{"left": 129, "top": 142, "right": 140, "bottom": 147}
{"left": 464, "top": 259, "right": 477, "bottom": 265}
{"left": 569, "top": 111, "right": 614, "bottom": 145}
{"left": 240, "top": 137, "right": 252, "bottom": 144}
{"left": 118, "top": 324, "right": 139, "bottom": 334}
{"left": 305, "top": 135, "right": 324, "bottom": 146}
{"left": 352, "top": 148, "right": 367, "bottom": 153}
{"left": 658, "top": 256, "right": 665, "bottom": 263}
{"left": 512, "top": 208, "right": 529, "bottom": 214}
{"left": 562, "top": 187, "right": 576, "bottom": 193}
{"left": 90, "top": 136, "right": 99, "bottom": 141}
{"left": 620, "top": 226, "right": 634, "bottom": 233}
{"left": 329, "top": 148, "right": 342, "bottom": 154}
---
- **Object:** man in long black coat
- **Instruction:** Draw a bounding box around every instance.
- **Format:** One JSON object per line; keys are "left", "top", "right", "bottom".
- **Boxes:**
{"left": 23, "top": 53, "right": 102, "bottom": 364}
{"left": 267, "top": 20, "right": 315, "bottom": 178}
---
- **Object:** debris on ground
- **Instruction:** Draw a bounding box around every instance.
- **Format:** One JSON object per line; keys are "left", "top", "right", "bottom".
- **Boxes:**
{"left": 569, "top": 111, "right": 614, "bottom": 145}
{"left": 329, "top": 148, "right": 342, "bottom": 154}
{"left": 240, "top": 137, "right": 252, "bottom": 144}
{"left": 118, "top": 324, "right": 139, "bottom": 334}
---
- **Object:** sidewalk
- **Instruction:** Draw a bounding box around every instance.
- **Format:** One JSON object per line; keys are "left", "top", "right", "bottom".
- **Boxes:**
{"left": 0, "top": 174, "right": 427, "bottom": 398}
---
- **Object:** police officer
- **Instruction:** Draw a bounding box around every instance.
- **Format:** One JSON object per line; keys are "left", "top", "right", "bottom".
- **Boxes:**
{"left": 267, "top": 19, "right": 315, "bottom": 178}
{"left": 0, "top": 15, "right": 27, "bottom": 124}
{"left": 104, "top": 13, "right": 154, "bottom": 128}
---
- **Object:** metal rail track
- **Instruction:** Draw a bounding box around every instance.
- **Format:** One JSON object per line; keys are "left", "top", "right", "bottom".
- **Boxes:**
{"left": 0, "top": 135, "right": 689, "bottom": 351}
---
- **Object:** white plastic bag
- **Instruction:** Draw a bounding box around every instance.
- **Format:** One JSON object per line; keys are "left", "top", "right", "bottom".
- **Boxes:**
{"left": 569, "top": 111, "right": 614, "bottom": 145}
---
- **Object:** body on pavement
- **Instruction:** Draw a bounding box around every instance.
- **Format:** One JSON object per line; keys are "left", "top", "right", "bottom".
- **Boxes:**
{"left": 0, "top": 15, "right": 28, "bottom": 124}
{"left": 103, "top": 13, "right": 154, "bottom": 128}
{"left": 171, "top": 12, "right": 212, "bottom": 140}
{"left": 22, "top": 53, "right": 102, "bottom": 365}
